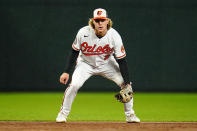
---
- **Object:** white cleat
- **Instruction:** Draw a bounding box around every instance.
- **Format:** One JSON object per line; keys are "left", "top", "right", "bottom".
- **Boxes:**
{"left": 126, "top": 114, "right": 140, "bottom": 123}
{"left": 56, "top": 112, "right": 67, "bottom": 123}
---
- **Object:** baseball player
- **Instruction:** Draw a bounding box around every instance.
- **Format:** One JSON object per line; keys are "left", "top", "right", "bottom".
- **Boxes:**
{"left": 56, "top": 8, "right": 140, "bottom": 123}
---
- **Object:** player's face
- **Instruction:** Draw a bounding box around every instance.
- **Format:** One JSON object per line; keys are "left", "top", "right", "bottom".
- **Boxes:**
{"left": 93, "top": 18, "right": 109, "bottom": 36}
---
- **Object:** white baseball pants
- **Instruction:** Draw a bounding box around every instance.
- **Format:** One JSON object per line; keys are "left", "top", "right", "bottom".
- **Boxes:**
{"left": 60, "top": 60, "right": 135, "bottom": 117}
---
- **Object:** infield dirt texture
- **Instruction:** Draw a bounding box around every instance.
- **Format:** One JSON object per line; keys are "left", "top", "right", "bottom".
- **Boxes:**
{"left": 0, "top": 121, "right": 197, "bottom": 131}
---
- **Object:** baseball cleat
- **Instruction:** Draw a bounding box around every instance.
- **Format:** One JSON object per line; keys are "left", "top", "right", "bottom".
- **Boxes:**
{"left": 56, "top": 112, "right": 67, "bottom": 122}
{"left": 126, "top": 114, "right": 140, "bottom": 123}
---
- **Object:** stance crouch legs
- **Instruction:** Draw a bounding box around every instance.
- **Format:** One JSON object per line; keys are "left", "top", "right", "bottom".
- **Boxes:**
{"left": 58, "top": 62, "right": 92, "bottom": 119}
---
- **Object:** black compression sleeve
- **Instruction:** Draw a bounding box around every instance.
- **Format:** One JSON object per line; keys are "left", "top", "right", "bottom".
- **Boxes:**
{"left": 116, "top": 58, "right": 130, "bottom": 85}
{"left": 64, "top": 49, "right": 79, "bottom": 74}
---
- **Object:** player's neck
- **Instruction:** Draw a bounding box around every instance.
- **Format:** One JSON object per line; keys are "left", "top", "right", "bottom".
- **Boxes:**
{"left": 95, "top": 29, "right": 107, "bottom": 38}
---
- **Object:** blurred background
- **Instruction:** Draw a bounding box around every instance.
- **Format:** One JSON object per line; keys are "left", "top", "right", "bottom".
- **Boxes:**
{"left": 0, "top": 0, "right": 197, "bottom": 92}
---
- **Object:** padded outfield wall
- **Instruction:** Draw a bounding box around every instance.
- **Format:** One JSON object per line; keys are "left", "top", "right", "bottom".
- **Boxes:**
{"left": 0, "top": 0, "right": 196, "bottom": 91}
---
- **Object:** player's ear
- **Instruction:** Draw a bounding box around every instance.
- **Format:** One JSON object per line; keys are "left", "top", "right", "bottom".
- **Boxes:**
{"left": 106, "top": 18, "right": 110, "bottom": 30}
{"left": 106, "top": 18, "right": 109, "bottom": 22}
{"left": 107, "top": 18, "right": 113, "bottom": 30}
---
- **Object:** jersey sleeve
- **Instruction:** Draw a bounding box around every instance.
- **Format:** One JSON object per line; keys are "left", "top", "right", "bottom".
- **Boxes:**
{"left": 112, "top": 30, "right": 126, "bottom": 59}
{"left": 72, "top": 29, "right": 81, "bottom": 51}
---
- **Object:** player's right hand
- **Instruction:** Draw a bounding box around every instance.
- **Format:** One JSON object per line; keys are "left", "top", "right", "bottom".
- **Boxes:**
{"left": 59, "top": 73, "right": 69, "bottom": 85}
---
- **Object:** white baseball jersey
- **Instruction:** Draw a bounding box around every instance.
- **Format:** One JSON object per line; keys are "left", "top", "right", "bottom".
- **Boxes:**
{"left": 72, "top": 26, "right": 126, "bottom": 67}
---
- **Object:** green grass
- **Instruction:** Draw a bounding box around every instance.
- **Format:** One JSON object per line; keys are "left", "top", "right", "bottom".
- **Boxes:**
{"left": 0, "top": 92, "right": 196, "bottom": 122}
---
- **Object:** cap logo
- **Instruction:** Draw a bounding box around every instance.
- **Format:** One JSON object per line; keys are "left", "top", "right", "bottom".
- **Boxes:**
{"left": 97, "top": 11, "right": 102, "bottom": 16}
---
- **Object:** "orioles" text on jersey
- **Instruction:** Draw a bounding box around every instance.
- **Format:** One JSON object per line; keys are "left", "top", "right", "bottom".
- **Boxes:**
{"left": 80, "top": 42, "right": 114, "bottom": 55}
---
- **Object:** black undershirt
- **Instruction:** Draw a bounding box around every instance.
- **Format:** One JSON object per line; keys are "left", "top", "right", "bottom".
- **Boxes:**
{"left": 116, "top": 58, "right": 130, "bottom": 85}
{"left": 64, "top": 49, "right": 79, "bottom": 74}
{"left": 64, "top": 49, "right": 130, "bottom": 85}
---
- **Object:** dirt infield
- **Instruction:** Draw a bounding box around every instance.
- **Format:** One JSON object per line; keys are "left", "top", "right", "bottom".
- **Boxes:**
{"left": 0, "top": 121, "right": 196, "bottom": 131}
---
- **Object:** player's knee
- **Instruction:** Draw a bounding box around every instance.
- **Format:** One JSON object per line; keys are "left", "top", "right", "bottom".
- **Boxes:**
{"left": 114, "top": 76, "right": 124, "bottom": 87}
{"left": 70, "top": 82, "right": 82, "bottom": 92}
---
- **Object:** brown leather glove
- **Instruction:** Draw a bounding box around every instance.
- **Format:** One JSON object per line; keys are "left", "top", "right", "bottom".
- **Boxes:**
{"left": 115, "top": 84, "right": 133, "bottom": 103}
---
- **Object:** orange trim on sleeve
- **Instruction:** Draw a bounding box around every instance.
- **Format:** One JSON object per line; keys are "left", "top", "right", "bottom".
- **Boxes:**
{"left": 72, "top": 43, "right": 80, "bottom": 51}
{"left": 116, "top": 53, "right": 126, "bottom": 59}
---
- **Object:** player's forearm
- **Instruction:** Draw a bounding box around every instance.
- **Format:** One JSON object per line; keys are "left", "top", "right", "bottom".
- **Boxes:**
{"left": 116, "top": 58, "right": 130, "bottom": 85}
{"left": 64, "top": 49, "right": 79, "bottom": 74}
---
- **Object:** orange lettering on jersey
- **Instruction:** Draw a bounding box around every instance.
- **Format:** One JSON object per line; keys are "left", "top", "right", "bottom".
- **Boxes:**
{"left": 104, "top": 54, "right": 110, "bottom": 60}
{"left": 80, "top": 42, "right": 114, "bottom": 56}
{"left": 103, "top": 45, "right": 113, "bottom": 54}
{"left": 95, "top": 46, "right": 102, "bottom": 52}
{"left": 87, "top": 45, "right": 92, "bottom": 52}
{"left": 90, "top": 44, "right": 96, "bottom": 52}
{"left": 81, "top": 42, "right": 88, "bottom": 52}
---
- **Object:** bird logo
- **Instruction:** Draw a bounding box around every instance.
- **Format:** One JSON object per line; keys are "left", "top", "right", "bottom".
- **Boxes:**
{"left": 97, "top": 11, "right": 102, "bottom": 16}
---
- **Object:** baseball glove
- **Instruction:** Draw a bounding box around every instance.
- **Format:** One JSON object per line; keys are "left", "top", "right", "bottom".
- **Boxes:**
{"left": 115, "top": 84, "right": 133, "bottom": 103}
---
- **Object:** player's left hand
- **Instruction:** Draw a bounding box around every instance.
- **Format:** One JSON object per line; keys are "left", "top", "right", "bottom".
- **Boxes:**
{"left": 115, "top": 84, "right": 133, "bottom": 103}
